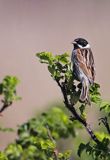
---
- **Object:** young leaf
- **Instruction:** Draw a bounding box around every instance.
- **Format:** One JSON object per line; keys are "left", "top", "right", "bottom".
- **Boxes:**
{"left": 36, "top": 52, "right": 54, "bottom": 64}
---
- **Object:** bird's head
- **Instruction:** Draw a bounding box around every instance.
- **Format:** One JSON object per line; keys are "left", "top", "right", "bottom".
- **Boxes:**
{"left": 72, "top": 38, "right": 90, "bottom": 49}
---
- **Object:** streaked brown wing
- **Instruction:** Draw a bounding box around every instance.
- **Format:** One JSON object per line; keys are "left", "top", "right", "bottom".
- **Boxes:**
{"left": 76, "top": 49, "right": 95, "bottom": 81}
{"left": 88, "top": 48, "right": 95, "bottom": 81}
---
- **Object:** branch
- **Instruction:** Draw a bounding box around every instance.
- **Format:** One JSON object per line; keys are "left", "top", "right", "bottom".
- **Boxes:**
{"left": 56, "top": 79, "right": 100, "bottom": 144}
{"left": 0, "top": 101, "right": 12, "bottom": 115}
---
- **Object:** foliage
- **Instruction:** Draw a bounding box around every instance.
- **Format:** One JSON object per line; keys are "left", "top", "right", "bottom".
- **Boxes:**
{"left": 78, "top": 139, "right": 110, "bottom": 160}
{"left": 0, "top": 126, "right": 14, "bottom": 132}
{"left": 3, "top": 107, "right": 79, "bottom": 160}
{"left": 1, "top": 52, "right": 110, "bottom": 159}
{"left": 0, "top": 75, "right": 20, "bottom": 133}
{"left": 0, "top": 152, "right": 8, "bottom": 160}
{"left": 36, "top": 52, "right": 110, "bottom": 160}
{"left": 0, "top": 75, "right": 20, "bottom": 104}
{"left": 0, "top": 75, "right": 20, "bottom": 114}
{"left": 0, "top": 76, "right": 20, "bottom": 159}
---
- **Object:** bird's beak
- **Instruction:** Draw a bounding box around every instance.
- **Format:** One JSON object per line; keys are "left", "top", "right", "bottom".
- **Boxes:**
{"left": 71, "top": 41, "right": 77, "bottom": 44}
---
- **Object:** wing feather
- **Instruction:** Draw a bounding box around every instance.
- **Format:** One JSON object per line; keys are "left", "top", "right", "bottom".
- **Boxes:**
{"left": 76, "top": 49, "right": 95, "bottom": 82}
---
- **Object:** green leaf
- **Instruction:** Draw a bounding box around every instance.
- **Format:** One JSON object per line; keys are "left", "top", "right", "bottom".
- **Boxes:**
{"left": 85, "top": 143, "right": 92, "bottom": 155}
{"left": 5, "top": 143, "right": 23, "bottom": 159}
{"left": 79, "top": 104, "right": 85, "bottom": 115}
{"left": 77, "top": 143, "right": 86, "bottom": 157}
{"left": 48, "top": 65, "right": 55, "bottom": 75}
{"left": 100, "top": 101, "right": 110, "bottom": 112}
{"left": 95, "top": 132, "right": 110, "bottom": 141}
{"left": 36, "top": 52, "right": 54, "bottom": 64}
{"left": 90, "top": 95, "right": 101, "bottom": 104}
{"left": 90, "top": 83, "right": 101, "bottom": 98}
{"left": 0, "top": 152, "right": 8, "bottom": 160}
{"left": 55, "top": 53, "right": 69, "bottom": 64}
{"left": 40, "top": 139, "right": 55, "bottom": 150}
{"left": 58, "top": 150, "right": 71, "bottom": 160}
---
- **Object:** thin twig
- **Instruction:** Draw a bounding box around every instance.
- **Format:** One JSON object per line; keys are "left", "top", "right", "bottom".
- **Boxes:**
{"left": 0, "top": 101, "right": 12, "bottom": 114}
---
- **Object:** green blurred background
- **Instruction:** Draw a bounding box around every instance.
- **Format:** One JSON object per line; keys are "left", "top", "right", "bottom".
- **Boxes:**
{"left": 0, "top": 0, "right": 110, "bottom": 158}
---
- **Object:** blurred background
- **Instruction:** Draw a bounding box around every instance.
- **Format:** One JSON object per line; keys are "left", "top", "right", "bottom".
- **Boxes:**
{"left": 0, "top": 0, "right": 110, "bottom": 154}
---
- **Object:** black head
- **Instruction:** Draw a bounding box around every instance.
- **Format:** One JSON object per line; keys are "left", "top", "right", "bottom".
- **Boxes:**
{"left": 72, "top": 38, "right": 90, "bottom": 49}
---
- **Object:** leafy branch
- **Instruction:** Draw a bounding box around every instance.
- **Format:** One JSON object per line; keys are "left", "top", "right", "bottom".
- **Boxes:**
{"left": 4, "top": 107, "right": 74, "bottom": 160}
{"left": 36, "top": 52, "right": 110, "bottom": 159}
{"left": 36, "top": 52, "right": 100, "bottom": 143}
{"left": 0, "top": 75, "right": 21, "bottom": 114}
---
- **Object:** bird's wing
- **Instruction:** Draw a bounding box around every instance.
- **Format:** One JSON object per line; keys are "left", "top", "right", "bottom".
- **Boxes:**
{"left": 76, "top": 49, "right": 95, "bottom": 82}
{"left": 87, "top": 48, "right": 95, "bottom": 81}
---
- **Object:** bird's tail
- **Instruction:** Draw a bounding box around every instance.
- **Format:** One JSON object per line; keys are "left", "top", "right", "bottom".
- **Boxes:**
{"left": 80, "top": 79, "right": 91, "bottom": 105}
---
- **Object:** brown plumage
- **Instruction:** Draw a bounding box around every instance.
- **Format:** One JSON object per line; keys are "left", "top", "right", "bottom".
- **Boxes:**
{"left": 71, "top": 38, "right": 95, "bottom": 104}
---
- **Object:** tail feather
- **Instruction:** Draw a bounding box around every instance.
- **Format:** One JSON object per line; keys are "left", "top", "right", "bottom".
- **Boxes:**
{"left": 79, "top": 79, "right": 91, "bottom": 105}
{"left": 80, "top": 84, "right": 87, "bottom": 102}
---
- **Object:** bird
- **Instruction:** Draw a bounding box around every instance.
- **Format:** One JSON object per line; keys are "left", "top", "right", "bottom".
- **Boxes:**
{"left": 71, "top": 38, "right": 95, "bottom": 105}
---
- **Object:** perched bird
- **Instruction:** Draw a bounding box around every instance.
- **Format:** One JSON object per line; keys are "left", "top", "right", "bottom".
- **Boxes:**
{"left": 71, "top": 38, "right": 95, "bottom": 104}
